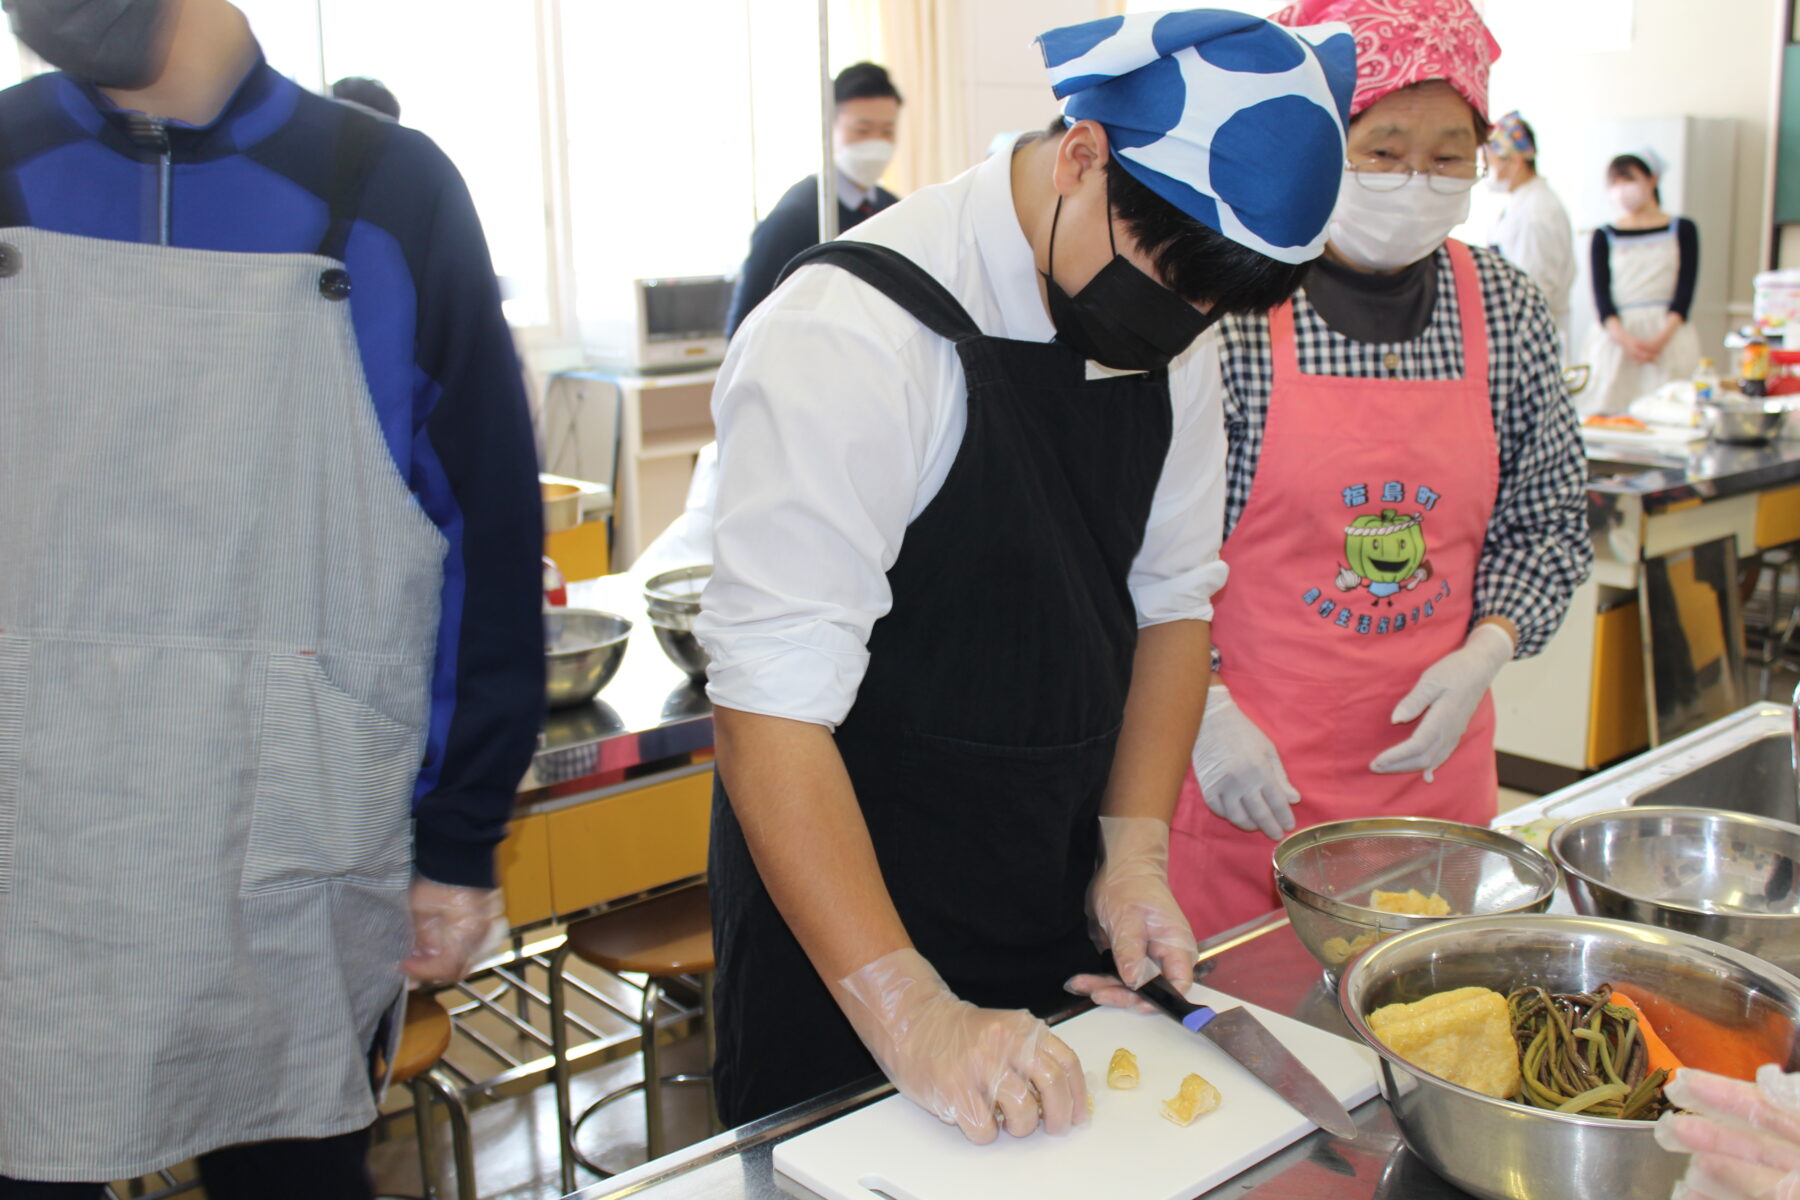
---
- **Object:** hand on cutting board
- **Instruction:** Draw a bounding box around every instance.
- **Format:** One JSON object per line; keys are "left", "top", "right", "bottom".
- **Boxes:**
{"left": 403, "top": 876, "right": 507, "bottom": 983}
{"left": 838, "top": 947, "right": 1088, "bottom": 1143}
{"left": 1370, "top": 623, "right": 1513, "bottom": 783}
{"left": 1087, "top": 815, "right": 1197, "bottom": 993}
{"left": 1192, "top": 682, "right": 1298, "bottom": 840}
{"left": 1656, "top": 1067, "right": 1800, "bottom": 1200}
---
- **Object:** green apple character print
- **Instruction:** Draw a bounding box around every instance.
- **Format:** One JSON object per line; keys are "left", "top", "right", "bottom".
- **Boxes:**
{"left": 1336, "top": 509, "right": 1431, "bottom": 606}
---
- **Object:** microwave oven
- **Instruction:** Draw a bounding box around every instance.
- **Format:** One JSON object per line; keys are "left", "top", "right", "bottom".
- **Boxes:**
{"left": 586, "top": 275, "right": 735, "bottom": 374}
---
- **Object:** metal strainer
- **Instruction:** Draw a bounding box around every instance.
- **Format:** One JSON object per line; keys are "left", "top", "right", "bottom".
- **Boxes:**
{"left": 1273, "top": 816, "right": 1560, "bottom": 983}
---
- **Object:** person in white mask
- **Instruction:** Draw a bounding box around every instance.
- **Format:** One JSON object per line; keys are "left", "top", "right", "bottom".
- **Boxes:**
{"left": 1486, "top": 111, "right": 1575, "bottom": 356}
{"left": 1165, "top": 0, "right": 1592, "bottom": 941}
{"left": 1580, "top": 150, "right": 1702, "bottom": 417}
{"left": 725, "top": 61, "right": 902, "bottom": 335}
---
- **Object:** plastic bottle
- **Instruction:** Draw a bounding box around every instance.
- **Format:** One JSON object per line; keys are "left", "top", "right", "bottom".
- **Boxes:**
{"left": 1742, "top": 334, "right": 1772, "bottom": 399}
{"left": 1694, "top": 357, "right": 1719, "bottom": 407}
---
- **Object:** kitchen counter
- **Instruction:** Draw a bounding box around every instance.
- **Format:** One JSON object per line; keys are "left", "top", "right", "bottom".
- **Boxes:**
{"left": 1586, "top": 433, "right": 1800, "bottom": 515}
{"left": 521, "top": 573, "right": 712, "bottom": 796}
{"left": 559, "top": 914, "right": 1474, "bottom": 1200}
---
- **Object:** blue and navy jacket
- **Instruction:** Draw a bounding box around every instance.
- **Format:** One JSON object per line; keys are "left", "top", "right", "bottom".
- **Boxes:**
{"left": 0, "top": 59, "right": 544, "bottom": 888}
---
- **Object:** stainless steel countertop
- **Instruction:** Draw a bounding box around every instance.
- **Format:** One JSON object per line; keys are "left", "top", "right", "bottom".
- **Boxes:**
{"left": 521, "top": 574, "right": 713, "bottom": 797}
{"left": 1585, "top": 434, "right": 1800, "bottom": 514}
{"left": 562, "top": 914, "right": 1473, "bottom": 1200}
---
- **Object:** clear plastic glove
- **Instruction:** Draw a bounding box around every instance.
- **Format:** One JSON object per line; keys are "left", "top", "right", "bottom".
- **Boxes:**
{"left": 1192, "top": 682, "right": 1298, "bottom": 840}
{"left": 1086, "top": 816, "right": 1197, "bottom": 992}
{"left": 1061, "top": 972, "right": 1161, "bottom": 1016}
{"left": 838, "top": 947, "right": 1087, "bottom": 1144}
{"left": 1656, "top": 1067, "right": 1800, "bottom": 1200}
{"left": 1369, "top": 623, "right": 1514, "bottom": 783}
{"left": 402, "top": 876, "right": 507, "bottom": 983}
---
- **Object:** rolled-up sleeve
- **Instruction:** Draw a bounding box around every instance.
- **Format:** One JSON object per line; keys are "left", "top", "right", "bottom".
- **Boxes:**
{"left": 1474, "top": 280, "right": 1593, "bottom": 656}
{"left": 1129, "top": 335, "right": 1231, "bottom": 626}
{"left": 698, "top": 275, "right": 941, "bottom": 727}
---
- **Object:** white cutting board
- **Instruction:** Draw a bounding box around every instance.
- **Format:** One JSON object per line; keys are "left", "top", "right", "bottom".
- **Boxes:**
{"left": 773, "top": 985, "right": 1380, "bottom": 1200}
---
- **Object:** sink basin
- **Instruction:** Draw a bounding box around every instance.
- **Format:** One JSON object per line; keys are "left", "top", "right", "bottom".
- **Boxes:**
{"left": 1518, "top": 704, "right": 1799, "bottom": 833}
{"left": 1627, "top": 730, "right": 1800, "bottom": 823}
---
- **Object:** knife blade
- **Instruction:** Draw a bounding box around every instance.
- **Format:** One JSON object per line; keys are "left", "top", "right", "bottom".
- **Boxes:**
{"left": 1136, "top": 975, "right": 1359, "bottom": 1140}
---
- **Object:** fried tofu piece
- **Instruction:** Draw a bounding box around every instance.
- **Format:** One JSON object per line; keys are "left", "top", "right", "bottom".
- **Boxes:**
{"left": 1321, "top": 930, "right": 1379, "bottom": 964}
{"left": 1160, "top": 1072, "right": 1222, "bottom": 1126}
{"left": 1367, "top": 986, "right": 1519, "bottom": 1099}
{"left": 1107, "top": 1047, "right": 1139, "bottom": 1090}
{"left": 1370, "top": 888, "right": 1453, "bottom": 916}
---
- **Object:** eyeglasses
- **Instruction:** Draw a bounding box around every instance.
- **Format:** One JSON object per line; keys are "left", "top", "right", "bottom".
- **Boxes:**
{"left": 1345, "top": 158, "right": 1485, "bottom": 195}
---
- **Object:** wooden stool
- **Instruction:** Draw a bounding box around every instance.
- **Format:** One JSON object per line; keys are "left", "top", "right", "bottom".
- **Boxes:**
{"left": 376, "top": 992, "right": 477, "bottom": 1200}
{"left": 550, "top": 885, "right": 715, "bottom": 1190}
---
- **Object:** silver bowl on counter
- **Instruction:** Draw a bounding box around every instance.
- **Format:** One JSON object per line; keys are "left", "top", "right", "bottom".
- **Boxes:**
{"left": 1551, "top": 805, "right": 1800, "bottom": 973}
{"left": 544, "top": 608, "right": 632, "bottom": 709}
{"left": 1273, "top": 817, "right": 1558, "bottom": 984}
{"left": 643, "top": 566, "right": 711, "bottom": 679}
{"left": 1340, "top": 913, "right": 1800, "bottom": 1200}
{"left": 1701, "top": 398, "right": 1789, "bottom": 445}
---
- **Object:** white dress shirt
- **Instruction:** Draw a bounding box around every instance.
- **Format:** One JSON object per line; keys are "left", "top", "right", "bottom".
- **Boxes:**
{"left": 697, "top": 140, "right": 1231, "bottom": 727}
{"left": 1490, "top": 176, "right": 1575, "bottom": 342}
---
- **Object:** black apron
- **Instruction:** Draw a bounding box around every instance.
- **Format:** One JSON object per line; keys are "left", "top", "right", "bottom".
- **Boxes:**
{"left": 708, "top": 241, "right": 1175, "bottom": 1126}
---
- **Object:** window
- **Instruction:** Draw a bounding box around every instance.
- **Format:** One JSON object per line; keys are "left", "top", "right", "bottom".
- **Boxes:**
{"left": 317, "top": 0, "right": 552, "bottom": 328}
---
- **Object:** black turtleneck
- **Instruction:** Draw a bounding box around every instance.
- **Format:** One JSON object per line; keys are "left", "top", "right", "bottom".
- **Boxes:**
{"left": 1301, "top": 251, "right": 1439, "bottom": 344}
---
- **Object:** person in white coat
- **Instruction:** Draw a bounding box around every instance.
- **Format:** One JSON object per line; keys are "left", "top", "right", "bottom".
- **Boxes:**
{"left": 1485, "top": 111, "right": 1574, "bottom": 356}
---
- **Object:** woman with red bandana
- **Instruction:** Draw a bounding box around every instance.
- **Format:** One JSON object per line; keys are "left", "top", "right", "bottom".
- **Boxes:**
{"left": 1169, "top": 0, "right": 1592, "bottom": 940}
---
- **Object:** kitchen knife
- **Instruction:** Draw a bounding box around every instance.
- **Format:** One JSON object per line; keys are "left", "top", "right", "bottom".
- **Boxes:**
{"left": 1136, "top": 975, "right": 1359, "bottom": 1140}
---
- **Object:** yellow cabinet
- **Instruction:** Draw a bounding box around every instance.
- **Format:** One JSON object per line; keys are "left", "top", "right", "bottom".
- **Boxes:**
{"left": 495, "top": 813, "right": 554, "bottom": 929}
{"left": 545, "top": 768, "right": 713, "bottom": 916}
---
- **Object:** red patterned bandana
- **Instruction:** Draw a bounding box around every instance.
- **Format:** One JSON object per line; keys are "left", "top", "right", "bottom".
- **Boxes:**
{"left": 1268, "top": 0, "right": 1501, "bottom": 121}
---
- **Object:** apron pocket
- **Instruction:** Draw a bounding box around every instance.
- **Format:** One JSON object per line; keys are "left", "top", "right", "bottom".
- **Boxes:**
{"left": 0, "top": 635, "right": 27, "bottom": 893}
{"left": 878, "top": 726, "right": 1119, "bottom": 962}
{"left": 242, "top": 652, "right": 420, "bottom": 894}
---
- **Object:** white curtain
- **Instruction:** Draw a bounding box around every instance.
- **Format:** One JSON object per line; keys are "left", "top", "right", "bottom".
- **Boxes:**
{"left": 878, "top": 0, "right": 969, "bottom": 194}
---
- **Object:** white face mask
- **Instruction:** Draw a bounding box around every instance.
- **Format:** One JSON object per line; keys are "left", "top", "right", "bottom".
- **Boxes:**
{"left": 835, "top": 138, "right": 895, "bottom": 190}
{"left": 1610, "top": 180, "right": 1651, "bottom": 216}
{"left": 1327, "top": 172, "right": 1471, "bottom": 272}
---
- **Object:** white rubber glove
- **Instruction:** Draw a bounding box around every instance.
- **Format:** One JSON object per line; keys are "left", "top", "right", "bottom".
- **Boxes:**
{"left": 1085, "top": 816, "right": 1198, "bottom": 992}
{"left": 403, "top": 876, "right": 507, "bottom": 983}
{"left": 1369, "top": 622, "right": 1514, "bottom": 783}
{"left": 838, "top": 947, "right": 1087, "bottom": 1144}
{"left": 1191, "top": 683, "right": 1298, "bottom": 840}
{"left": 1656, "top": 1067, "right": 1800, "bottom": 1200}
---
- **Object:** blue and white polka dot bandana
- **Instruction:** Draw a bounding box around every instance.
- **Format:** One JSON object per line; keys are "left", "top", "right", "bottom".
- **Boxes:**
{"left": 1037, "top": 9, "right": 1356, "bottom": 265}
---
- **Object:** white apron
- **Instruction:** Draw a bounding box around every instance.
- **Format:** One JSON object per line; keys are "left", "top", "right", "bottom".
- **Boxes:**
{"left": 0, "top": 118, "right": 445, "bottom": 1181}
{"left": 1580, "top": 224, "right": 1702, "bottom": 417}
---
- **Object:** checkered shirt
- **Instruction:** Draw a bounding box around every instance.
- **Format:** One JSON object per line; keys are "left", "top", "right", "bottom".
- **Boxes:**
{"left": 1216, "top": 243, "right": 1592, "bottom": 657}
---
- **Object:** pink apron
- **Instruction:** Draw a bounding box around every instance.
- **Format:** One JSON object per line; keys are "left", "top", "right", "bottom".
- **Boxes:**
{"left": 1171, "top": 241, "right": 1502, "bottom": 941}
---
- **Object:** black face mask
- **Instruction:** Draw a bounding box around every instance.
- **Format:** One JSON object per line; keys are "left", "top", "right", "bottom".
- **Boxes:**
{"left": 4, "top": 0, "right": 174, "bottom": 89}
{"left": 1042, "top": 180, "right": 1215, "bottom": 373}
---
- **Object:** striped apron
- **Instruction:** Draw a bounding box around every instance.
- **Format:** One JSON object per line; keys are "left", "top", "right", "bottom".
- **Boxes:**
{"left": 0, "top": 122, "right": 445, "bottom": 1180}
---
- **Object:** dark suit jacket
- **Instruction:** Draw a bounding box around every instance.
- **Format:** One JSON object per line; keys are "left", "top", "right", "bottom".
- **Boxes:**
{"left": 725, "top": 174, "right": 900, "bottom": 336}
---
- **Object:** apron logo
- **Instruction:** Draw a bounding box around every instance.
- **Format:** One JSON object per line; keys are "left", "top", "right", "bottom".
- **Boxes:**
{"left": 1298, "top": 481, "right": 1452, "bottom": 636}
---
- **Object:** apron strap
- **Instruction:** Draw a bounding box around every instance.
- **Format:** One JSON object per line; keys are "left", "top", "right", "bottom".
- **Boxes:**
{"left": 1444, "top": 239, "right": 1489, "bottom": 383}
{"left": 776, "top": 241, "right": 983, "bottom": 345}
{"left": 314, "top": 110, "right": 390, "bottom": 262}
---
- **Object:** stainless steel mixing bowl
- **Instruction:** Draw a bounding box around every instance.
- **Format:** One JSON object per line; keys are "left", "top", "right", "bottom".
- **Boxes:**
{"left": 1702, "top": 399, "right": 1788, "bottom": 445}
{"left": 1274, "top": 817, "right": 1559, "bottom": 984}
{"left": 1341, "top": 914, "right": 1800, "bottom": 1200}
{"left": 545, "top": 608, "right": 632, "bottom": 708}
{"left": 1552, "top": 805, "right": 1800, "bottom": 973}
{"left": 644, "top": 565, "right": 710, "bottom": 632}
{"left": 652, "top": 623, "right": 709, "bottom": 679}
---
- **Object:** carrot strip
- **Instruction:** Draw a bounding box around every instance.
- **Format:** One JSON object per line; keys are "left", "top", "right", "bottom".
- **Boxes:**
{"left": 1607, "top": 988, "right": 1685, "bottom": 1080}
